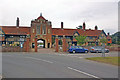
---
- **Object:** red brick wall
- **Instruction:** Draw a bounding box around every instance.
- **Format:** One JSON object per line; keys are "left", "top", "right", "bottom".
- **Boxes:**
{"left": 2, "top": 46, "right": 26, "bottom": 52}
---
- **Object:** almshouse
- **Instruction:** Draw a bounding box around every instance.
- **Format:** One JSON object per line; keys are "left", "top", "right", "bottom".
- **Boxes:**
{"left": 0, "top": 14, "right": 112, "bottom": 52}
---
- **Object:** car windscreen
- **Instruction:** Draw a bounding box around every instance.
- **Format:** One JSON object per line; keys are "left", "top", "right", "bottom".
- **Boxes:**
{"left": 77, "top": 46, "right": 83, "bottom": 49}
{"left": 71, "top": 46, "right": 76, "bottom": 48}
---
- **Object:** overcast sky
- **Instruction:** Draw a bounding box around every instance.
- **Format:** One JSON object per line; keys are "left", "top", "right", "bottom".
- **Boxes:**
{"left": 0, "top": 0, "right": 119, "bottom": 35}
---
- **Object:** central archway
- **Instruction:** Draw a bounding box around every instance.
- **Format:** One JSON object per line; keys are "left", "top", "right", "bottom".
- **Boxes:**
{"left": 37, "top": 39, "right": 45, "bottom": 48}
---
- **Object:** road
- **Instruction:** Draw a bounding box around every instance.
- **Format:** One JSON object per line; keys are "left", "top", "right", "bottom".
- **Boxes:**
{"left": 2, "top": 51, "right": 118, "bottom": 79}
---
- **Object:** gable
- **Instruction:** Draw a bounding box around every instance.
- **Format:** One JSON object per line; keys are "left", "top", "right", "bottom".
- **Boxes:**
{"left": 0, "top": 27, "right": 4, "bottom": 35}
{"left": 73, "top": 31, "right": 79, "bottom": 36}
{"left": 99, "top": 30, "right": 107, "bottom": 39}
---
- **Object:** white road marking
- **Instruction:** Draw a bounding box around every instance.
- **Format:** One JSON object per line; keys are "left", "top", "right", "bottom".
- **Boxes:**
{"left": 78, "top": 57, "right": 83, "bottom": 58}
{"left": 2, "top": 55, "right": 12, "bottom": 57}
{"left": 26, "top": 57, "right": 53, "bottom": 63}
{"left": 67, "top": 67, "right": 100, "bottom": 79}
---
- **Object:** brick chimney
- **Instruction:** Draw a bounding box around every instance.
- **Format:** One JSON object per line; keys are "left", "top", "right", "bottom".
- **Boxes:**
{"left": 83, "top": 22, "right": 86, "bottom": 30}
{"left": 95, "top": 25, "right": 98, "bottom": 30}
{"left": 61, "top": 22, "right": 63, "bottom": 29}
{"left": 107, "top": 32, "right": 110, "bottom": 36}
{"left": 16, "top": 17, "right": 19, "bottom": 27}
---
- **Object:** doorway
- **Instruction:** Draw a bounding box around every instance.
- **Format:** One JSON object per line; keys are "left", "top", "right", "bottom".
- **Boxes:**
{"left": 37, "top": 39, "right": 45, "bottom": 48}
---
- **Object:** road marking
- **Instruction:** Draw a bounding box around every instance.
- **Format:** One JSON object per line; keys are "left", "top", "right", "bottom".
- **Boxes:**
{"left": 2, "top": 55, "right": 12, "bottom": 57}
{"left": 67, "top": 67, "right": 101, "bottom": 79}
{"left": 26, "top": 57, "right": 53, "bottom": 63}
{"left": 78, "top": 57, "right": 83, "bottom": 58}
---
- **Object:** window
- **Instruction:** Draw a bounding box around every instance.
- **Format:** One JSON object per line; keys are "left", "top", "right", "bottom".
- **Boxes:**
{"left": 33, "top": 29, "right": 35, "bottom": 33}
{"left": 36, "top": 26, "right": 40, "bottom": 34}
{"left": 48, "top": 29, "right": 50, "bottom": 34}
{"left": 89, "top": 36, "right": 93, "bottom": 39}
{"left": 42, "top": 25, "right": 46, "bottom": 34}
{"left": 32, "top": 43, "right": 35, "bottom": 48}
{"left": 108, "top": 39, "right": 110, "bottom": 41}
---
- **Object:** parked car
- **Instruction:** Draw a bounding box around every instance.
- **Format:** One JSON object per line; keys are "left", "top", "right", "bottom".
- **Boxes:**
{"left": 68, "top": 46, "right": 88, "bottom": 53}
{"left": 90, "top": 46, "right": 109, "bottom": 53}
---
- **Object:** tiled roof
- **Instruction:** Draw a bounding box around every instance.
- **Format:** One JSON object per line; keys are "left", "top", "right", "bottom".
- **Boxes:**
{"left": 1, "top": 26, "right": 30, "bottom": 35}
{"left": 77, "top": 29, "right": 102, "bottom": 37}
{"left": 52, "top": 28, "right": 102, "bottom": 37}
{"left": 52, "top": 28, "right": 76, "bottom": 36}
{"left": 37, "top": 16, "right": 46, "bottom": 20}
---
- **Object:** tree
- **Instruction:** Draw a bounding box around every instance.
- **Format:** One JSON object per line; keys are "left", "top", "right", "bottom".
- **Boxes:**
{"left": 111, "top": 31, "right": 120, "bottom": 45}
{"left": 52, "top": 37, "right": 55, "bottom": 45}
{"left": 74, "top": 35, "right": 87, "bottom": 46}
{"left": 99, "top": 37, "right": 107, "bottom": 45}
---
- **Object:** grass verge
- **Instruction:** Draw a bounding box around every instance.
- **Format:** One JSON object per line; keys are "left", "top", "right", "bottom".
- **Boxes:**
{"left": 86, "top": 57, "right": 120, "bottom": 66}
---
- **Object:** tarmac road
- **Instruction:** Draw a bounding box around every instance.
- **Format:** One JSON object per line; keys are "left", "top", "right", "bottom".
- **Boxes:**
{"left": 2, "top": 52, "right": 118, "bottom": 79}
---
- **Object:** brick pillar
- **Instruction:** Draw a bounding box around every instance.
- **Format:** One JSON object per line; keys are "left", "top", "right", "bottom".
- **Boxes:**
{"left": 24, "top": 34, "right": 30, "bottom": 52}
{"left": 55, "top": 35, "right": 59, "bottom": 52}
{"left": 35, "top": 37, "right": 37, "bottom": 52}
{"left": 26, "top": 38, "right": 30, "bottom": 52}
{"left": 62, "top": 35, "right": 67, "bottom": 52}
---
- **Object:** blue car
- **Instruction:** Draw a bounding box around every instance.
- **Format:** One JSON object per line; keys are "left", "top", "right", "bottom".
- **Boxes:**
{"left": 68, "top": 46, "right": 88, "bottom": 53}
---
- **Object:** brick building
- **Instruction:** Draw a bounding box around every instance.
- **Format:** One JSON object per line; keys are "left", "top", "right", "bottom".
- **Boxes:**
{"left": 0, "top": 14, "right": 112, "bottom": 52}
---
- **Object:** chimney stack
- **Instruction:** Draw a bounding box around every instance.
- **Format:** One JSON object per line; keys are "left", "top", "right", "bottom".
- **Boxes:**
{"left": 107, "top": 32, "right": 110, "bottom": 36}
{"left": 83, "top": 22, "right": 86, "bottom": 30}
{"left": 95, "top": 25, "right": 98, "bottom": 30}
{"left": 16, "top": 17, "right": 19, "bottom": 27}
{"left": 61, "top": 22, "right": 63, "bottom": 29}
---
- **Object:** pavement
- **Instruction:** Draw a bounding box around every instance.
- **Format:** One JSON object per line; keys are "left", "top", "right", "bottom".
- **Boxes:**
{"left": 57, "top": 51, "right": 118, "bottom": 58}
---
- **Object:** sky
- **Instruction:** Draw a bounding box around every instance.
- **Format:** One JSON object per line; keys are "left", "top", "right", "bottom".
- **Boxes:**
{"left": 0, "top": 0, "right": 119, "bottom": 35}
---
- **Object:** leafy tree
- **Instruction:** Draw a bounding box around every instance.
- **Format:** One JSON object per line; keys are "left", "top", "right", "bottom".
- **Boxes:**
{"left": 111, "top": 31, "right": 120, "bottom": 45}
{"left": 52, "top": 36, "right": 55, "bottom": 44}
{"left": 74, "top": 35, "right": 87, "bottom": 46}
{"left": 99, "top": 37, "right": 107, "bottom": 45}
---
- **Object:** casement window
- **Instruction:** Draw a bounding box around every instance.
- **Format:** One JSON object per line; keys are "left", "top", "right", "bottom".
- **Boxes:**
{"left": 33, "top": 29, "right": 35, "bottom": 33}
{"left": 36, "top": 26, "right": 40, "bottom": 34}
{"left": 42, "top": 25, "right": 46, "bottom": 34}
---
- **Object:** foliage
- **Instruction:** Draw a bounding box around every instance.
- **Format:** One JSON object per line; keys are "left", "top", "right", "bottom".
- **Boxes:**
{"left": 111, "top": 31, "right": 120, "bottom": 45}
{"left": 74, "top": 35, "right": 87, "bottom": 46}
{"left": 99, "top": 37, "right": 107, "bottom": 44}
{"left": 59, "top": 39, "right": 62, "bottom": 45}
{"left": 52, "top": 36, "right": 55, "bottom": 44}
{"left": 91, "top": 43, "right": 95, "bottom": 46}
{"left": 107, "top": 43, "right": 111, "bottom": 46}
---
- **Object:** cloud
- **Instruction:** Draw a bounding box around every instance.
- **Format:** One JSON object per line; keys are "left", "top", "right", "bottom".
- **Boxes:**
{"left": 0, "top": 0, "right": 118, "bottom": 34}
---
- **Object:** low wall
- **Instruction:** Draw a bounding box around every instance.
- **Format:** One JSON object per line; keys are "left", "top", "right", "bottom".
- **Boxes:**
{"left": 84, "top": 46, "right": 120, "bottom": 51}
{"left": 106, "top": 46, "right": 120, "bottom": 51}
{"left": 2, "top": 46, "right": 26, "bottom": 52}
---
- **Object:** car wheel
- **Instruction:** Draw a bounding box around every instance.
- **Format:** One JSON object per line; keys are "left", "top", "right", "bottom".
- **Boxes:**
{"left": 73, "top": 51, "right": 75, "bottom": 53}
{"left": 85, "top": 51, "right": 88, "bottom": 53}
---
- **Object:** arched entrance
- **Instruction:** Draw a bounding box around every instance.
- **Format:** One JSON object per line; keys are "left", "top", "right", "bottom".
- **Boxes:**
{"left": 37, "top": 39, "right": 45, "bottom": 48}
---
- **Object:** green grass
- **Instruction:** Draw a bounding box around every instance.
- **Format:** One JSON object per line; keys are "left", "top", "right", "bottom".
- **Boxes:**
{"left": 86, "top": 57, "right": 120, "bottom": 66}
